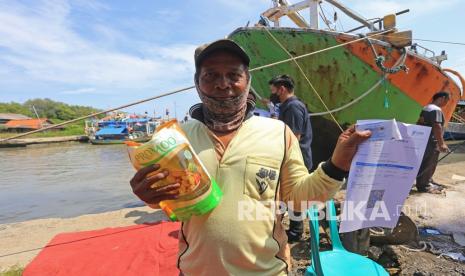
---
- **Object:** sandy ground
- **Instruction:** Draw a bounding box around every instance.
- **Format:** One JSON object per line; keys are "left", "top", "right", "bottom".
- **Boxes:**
{"left": 404, "top": 162, "right": 465, "bottom": 234}
{"left": 0, "top": 207, "right": 169, "bottom": 271}
{"left": 1, "top": 161, "right": 464, "bottom": 274}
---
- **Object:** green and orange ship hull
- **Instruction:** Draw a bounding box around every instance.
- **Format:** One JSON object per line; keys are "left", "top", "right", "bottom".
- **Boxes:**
{"left": 229, "top": 27, "right": 464, "bottom": 165}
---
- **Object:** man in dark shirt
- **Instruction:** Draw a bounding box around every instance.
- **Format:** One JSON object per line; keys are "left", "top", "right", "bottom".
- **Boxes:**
{"left": 416, "top": 91, "right": 450, "bottom": 193}
{"left": 269, "top": 74, "right": 313, "bottom": 242}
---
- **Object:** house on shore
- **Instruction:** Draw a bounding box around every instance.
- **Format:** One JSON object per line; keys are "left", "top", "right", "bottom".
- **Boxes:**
{"left": 0, "top": 114, "right": 62, "bottom": 133}
{"left": 0, "top": 113, "right": 31, "bottom": 124}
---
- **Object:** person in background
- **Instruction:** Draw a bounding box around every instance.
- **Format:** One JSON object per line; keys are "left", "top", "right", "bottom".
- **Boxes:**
{"left": 183, "top": 112, "right": 190, "bottom": 123}
{"left": 269, "top": 74, "right": 313, "bottom": 243}
{"left": 130, "top": 39, "right": 371, "bottom": 275}
{"left": 416, "top": 91, "right": 450, "bottom": 193}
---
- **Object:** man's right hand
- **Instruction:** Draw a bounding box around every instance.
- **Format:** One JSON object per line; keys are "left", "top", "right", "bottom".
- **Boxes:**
{"left": 130, "top": 164, "right": 180, "bottom": 205}
{"left": 437, "top": 143, "right": 450, "bottom": 153}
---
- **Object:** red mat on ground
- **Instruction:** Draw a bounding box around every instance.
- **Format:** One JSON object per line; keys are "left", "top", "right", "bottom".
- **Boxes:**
{"left": 23, "top": 222, "right": 180, "bottom": 276}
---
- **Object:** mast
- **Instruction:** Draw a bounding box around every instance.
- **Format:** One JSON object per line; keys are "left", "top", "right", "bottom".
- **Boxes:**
{"left": 324, "top": 0, "right": 376, "bottom": 31}
{"left": 32, "top": 105, "right": 43, "bottom": 129}
{"left": 308, "top": 0, "right": 319, "bottom": 29}
{"left": 262, "top": 0, "right": 378, "bottom": 31}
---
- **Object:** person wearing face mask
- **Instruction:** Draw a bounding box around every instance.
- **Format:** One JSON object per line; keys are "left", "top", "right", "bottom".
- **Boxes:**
{"left": 269, "top": 75, "right": 313, "bottom": 243}
{"left": 129, "top": 39, "right": 371, "bottom": 275}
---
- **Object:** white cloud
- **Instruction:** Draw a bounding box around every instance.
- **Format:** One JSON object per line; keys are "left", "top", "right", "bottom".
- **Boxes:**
{"left": 92, "top": 24, "right": 125, "bottom": 43}
{"left": 60, "top": 87, "right": 97, "bottom": 95}
{"left": 215, "top": 0, "right": 271, "bottom": 13}
{"left": 149, "top": 44, "right": 197, "bottom": 66}
{"left": 0, "top": 0, "right": 196, "bottom": 91}
{"left": 71, "top": 0, "right": 110, "bottom": 12}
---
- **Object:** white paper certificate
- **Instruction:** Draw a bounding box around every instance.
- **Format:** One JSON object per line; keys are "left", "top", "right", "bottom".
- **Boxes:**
{"left": 339, "top": 120, "right": 431, "bottom": 233}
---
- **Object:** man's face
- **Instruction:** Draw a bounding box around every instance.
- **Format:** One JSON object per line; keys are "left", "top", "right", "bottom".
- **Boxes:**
{"left": 269, "top": 84, "right": 285, "bottom": 102}
{"left": 197, "top": 51, "right": 249, "bottom": 99}
{"left": 270, "top": 85, "right": 279, "bottom": 96}
{"left": 438, "top": 96, "right": 450, "bottom": 107}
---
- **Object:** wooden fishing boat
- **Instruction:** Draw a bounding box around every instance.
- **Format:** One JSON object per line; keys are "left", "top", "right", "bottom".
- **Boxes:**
{"left": 444, "top": 101, "right": 465, "bottom": 140}
{"left": 86, "top": 118, "right": 157, "bottom": 145}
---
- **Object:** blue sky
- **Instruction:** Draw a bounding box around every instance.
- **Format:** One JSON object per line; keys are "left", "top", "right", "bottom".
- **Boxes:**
{"left": 0, "top": 0, "right": 464, "bottom": 119}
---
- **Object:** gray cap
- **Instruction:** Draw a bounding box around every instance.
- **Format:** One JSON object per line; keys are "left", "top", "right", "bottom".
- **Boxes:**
{"left": 194, "top": 39, "right": 250, "bottom": 70}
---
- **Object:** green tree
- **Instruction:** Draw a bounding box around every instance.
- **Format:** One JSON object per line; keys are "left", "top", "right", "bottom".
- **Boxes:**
{"left": 0, "top": 102, "right": 34, "bottom": 117}
{"left": 0, "top": 99, "right": 104, "bottom": 137}
{"left": 20, "top": 98, "right": 102, "bottom": 120}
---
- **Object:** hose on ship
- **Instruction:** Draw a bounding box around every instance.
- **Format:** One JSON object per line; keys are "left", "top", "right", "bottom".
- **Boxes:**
{"left": 364, "top": 36, "right": 409, "bottom": 74}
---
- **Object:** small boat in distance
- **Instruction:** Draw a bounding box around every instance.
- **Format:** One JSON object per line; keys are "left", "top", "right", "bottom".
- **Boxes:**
{"left": 85, "top": 113, "right": 160, "bottom": 145}
{"left": 444, "top": 101, "right": 465, "bottom": 140}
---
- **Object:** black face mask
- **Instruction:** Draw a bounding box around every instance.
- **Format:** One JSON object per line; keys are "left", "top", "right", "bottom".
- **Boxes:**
{"left": 269, "top": 93, "right": 280, "bottom": 105}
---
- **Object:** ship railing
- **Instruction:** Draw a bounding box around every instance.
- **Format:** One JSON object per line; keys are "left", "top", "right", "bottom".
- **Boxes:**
{"left": 452, "top": 113, "right": 465, "bottom": 124}
{"left": 409, "top": 43, "right": 448, "bottom": 65}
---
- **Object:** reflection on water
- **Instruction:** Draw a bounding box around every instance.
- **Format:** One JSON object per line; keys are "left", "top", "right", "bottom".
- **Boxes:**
{"left": 0, "top": 142, "right": 142, "bottom": 224}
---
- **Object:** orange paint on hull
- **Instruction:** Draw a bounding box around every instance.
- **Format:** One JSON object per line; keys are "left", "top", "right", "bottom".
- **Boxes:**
{"left": 336, "top": 36, "right": 462, "bottom": 124}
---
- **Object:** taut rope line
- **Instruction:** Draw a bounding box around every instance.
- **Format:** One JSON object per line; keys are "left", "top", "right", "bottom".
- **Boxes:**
{"left": 251, "top": 29, "right": 393, "bottom": 72}
{"left": 0, "top": 29, "right": 399, "bottom": 142}
{"left": 262, "top": 26, "right": 343, "bottom": 132}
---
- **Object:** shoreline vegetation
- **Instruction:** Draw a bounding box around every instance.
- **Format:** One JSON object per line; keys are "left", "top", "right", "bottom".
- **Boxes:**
{"left": 0, "top": 99, "right": 102, "bottom": 140}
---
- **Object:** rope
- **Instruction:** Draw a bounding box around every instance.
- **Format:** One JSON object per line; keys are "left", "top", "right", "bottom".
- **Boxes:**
{"left": 362, "top": 33, "right": 465, "bottom": 47}
{"left": 452, "top": 113, "right": 465, "bottom": 124}
{"left": 375, "top": 54, "right": 408, "bottom": 74}
{"left": 364, "top": 36, "right": 409, "bottom": 74}
{"left": 416, "top": 140, "right": 465, "bottom": 180}
{"left": 308, "top": 38, "right": 408, "bottom": 117}
{"left": 331, "top": 6, "right": 344, "bottom": 32}
{"left": 401, "top": 240, "right": 465, "bottom": 256}
{"left": 0, "top": 28, "right": 412, "bottom": 142}
{"left": 412, "top": 38, "right": 465, "bottom": 46}
{"left": 437, "top": 140, "right": 465, "bottom": 163}
{"left": 261, "top": 26, "right": 343, "bottom": 132}
{"left": 309, "top": 77, "right": 385, "bottom": 116}
{"left": 369, "top": 227, "right": 386, "bottom": 235}
{"left": 399, "top": 241, "right": 428, "bottom": 252}
{"left": 318, "top": 2, "right": 333, "bottom": 30}
{"left": 251, "top": 29, "right": 394, "bottom": 71}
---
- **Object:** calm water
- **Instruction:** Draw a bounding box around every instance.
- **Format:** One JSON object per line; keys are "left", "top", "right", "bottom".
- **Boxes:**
{"left": 1, "top": 140, "right": 464, "bottom": 225}
{"left": 0, "top": 142, "right": 143, "bottom": 224}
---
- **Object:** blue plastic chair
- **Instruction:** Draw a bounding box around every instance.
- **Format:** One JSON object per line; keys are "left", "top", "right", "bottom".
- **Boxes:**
{"left": 305, "top": 200, "right": 389, "bottom": 276}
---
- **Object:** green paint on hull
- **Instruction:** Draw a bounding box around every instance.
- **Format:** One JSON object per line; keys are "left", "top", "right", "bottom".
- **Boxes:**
{"left": 230, "top": 28, "right": 422, "bottom": 125}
